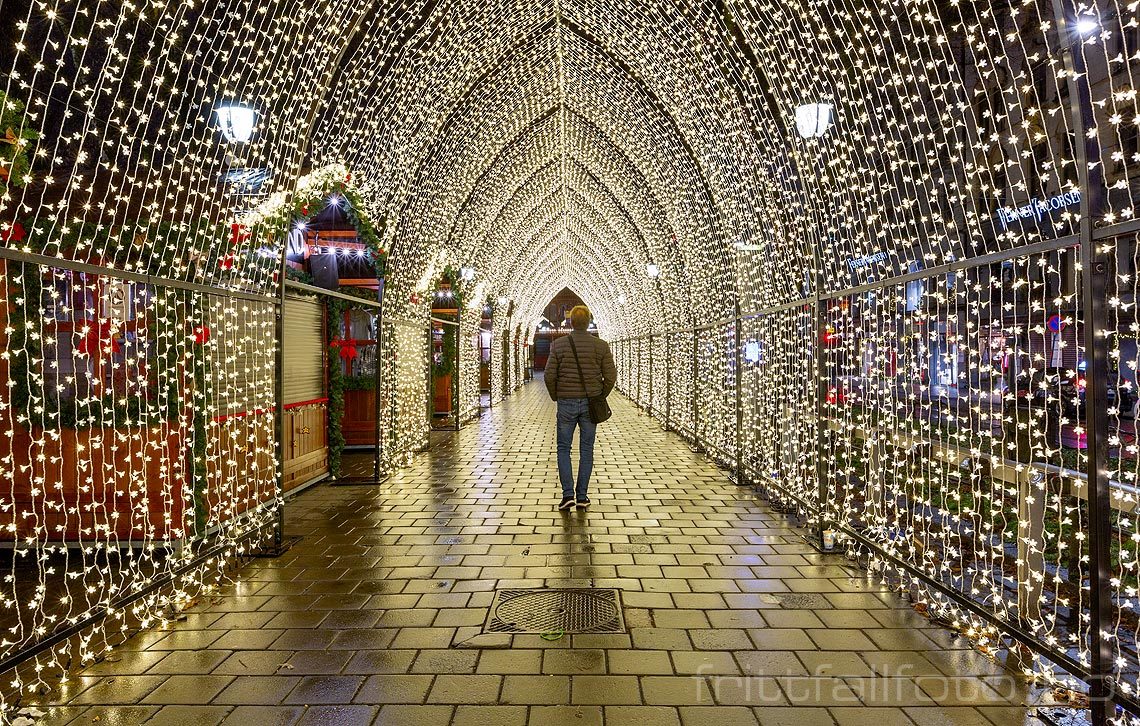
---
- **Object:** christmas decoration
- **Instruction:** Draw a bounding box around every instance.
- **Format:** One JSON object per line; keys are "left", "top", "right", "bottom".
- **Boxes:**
{"left": 0, "top": 0, "right": 1137, "bottom": 721}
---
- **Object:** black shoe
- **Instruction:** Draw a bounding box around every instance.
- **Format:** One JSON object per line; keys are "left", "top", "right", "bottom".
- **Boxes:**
{"left": 558, "top": 497, "right": 575, "bottom": 511}
{"left": 576, "top": 497, "right": 591, "bottom": 509}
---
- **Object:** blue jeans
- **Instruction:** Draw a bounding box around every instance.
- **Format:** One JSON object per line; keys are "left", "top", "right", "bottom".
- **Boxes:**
{"left": 556, "top": 398, "right": 596, "bottom": 499}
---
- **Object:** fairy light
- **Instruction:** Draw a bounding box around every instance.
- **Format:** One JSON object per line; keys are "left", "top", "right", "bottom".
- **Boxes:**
{"left": 0, "top": 0, "right": 1138, "bottom": 715}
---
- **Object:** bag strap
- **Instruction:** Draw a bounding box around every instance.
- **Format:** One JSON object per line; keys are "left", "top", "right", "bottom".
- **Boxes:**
{"left": 567, "top": 336, "right": 591, "bottom": 398}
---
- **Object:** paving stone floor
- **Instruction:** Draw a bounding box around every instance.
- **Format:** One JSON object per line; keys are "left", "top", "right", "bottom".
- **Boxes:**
{"left": 34, "top": 377, "right": 1035, "bottom": 725}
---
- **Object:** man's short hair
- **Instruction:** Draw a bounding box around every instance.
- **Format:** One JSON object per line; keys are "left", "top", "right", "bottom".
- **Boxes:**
{"left": 569, "top": 305, "right": 591, "bottom": 330}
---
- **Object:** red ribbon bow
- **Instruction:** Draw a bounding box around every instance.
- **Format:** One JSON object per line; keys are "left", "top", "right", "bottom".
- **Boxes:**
{"left": 331, "top": 336, "right": 358, "bottom": 360}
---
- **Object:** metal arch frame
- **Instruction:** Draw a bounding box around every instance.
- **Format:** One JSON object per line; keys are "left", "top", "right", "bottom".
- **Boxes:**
{"left": 409, "top": 18, "right": 722, "bottom": 217}
{"left": 265, "top": 0, "right": 409, "bottom": 550}
{"left": 474, "top": 160, "right": 653, "bottom": 263}
{"left": 436, "top": 107, "right": 698, "bottom": 333}
{"left": 453, "top": 143, "right": 659, "bottom": 265}
{"left": 464, "top": 174, "right": 653, "bottom": 317}
{"left": 452, "top": 109, "right": 683, "bottom": 261}
{"left": 379, "top": 18, "right": 728, "bottom": 259}
{"left": 496, "top": 217, "right": 629, "bottom": 321}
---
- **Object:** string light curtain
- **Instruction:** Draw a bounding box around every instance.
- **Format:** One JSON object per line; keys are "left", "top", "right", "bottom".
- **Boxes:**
{"left": 0, "top": 0, "right": 1139, "bottom": 720}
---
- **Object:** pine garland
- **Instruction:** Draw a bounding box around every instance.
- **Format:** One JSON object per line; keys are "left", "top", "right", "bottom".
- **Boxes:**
{"left": 0, "top": 90, "right": 39, "bottom": 190}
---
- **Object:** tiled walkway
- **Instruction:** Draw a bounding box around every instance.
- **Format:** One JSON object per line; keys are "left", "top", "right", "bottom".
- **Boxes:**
{"left": 36, "top": 378, "right": 1032, "bottom": 725}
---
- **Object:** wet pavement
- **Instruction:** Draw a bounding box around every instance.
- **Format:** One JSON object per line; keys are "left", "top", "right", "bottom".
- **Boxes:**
{"left": 31, "top": 378, "right": 1033, "bottom": 725}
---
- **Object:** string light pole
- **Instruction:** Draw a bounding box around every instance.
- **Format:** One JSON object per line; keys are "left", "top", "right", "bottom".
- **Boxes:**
{"left": 1050, "top": 1, "right": 1113, "bottom": 719}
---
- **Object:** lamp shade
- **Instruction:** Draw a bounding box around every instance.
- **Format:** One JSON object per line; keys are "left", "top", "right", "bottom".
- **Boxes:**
{"left": 215, "top": 103, "right": 257, "bottom": 143}
{"left": 794, "top": 102, "right": 833, "bottom": 139}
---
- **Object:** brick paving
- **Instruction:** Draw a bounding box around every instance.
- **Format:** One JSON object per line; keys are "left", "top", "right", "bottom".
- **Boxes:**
{"left": 32, "top": 378, "right": 1034, "bottom": 725}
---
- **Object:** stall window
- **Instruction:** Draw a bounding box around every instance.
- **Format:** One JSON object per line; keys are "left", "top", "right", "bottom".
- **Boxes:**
{"left": 40, "top": 271, "right": 155, "bottom": 406}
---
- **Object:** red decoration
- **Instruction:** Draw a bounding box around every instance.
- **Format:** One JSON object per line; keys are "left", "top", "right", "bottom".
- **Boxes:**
{"left": 1, "top": 222, "right": 25, "bottom": 243}
{"left": 332, "top": 336, "right": 359, "bottom": 360}
{"left": 229, "top": 223, "right": 250, "bottom": 247}
{"left": 219, "top": 252, "right": 235, "bottom": 271}
{"left": 192, "top": 325, "right": 210, "bottom": 345}
{"left": 300, "top": 205, "right": 309, "bottom": 217}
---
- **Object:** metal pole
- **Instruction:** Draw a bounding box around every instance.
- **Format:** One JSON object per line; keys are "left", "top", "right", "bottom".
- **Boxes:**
{"left": 427, "top": 323, "right": 434, "bottom": 434}
{"left": 488, "top": 306, "right": 493, "bottom": 411}
{"left": 664, "top": 331, "right": 672, "bottom": 431}
{"left": 692, "top": 330, "right": 699, "bottom": 445}
{"left": 647, "top": 334, "right": 654, "bottom": 417}
{"left": 791, "top": 122, "right": 830, "bottom": 545}
{"left": 455, "top": 307, "right": 461, "bottom": 432}
{"left": 814, "top": 293, "right": 828, "bottom": 544}
{"left": 734, "top": 303, "right": 744, "bottom": 484}
{"left": 634, "top": 338, "right": 640, "bottom": 408}
{"left": 373, "top": 280, "right": 385, "bottom": 481}
{"left": 1050, "top": 2, "right": 1111, "bottom": 717}
{"left": 271, "top": 239, "right": 287, "bottom": 553}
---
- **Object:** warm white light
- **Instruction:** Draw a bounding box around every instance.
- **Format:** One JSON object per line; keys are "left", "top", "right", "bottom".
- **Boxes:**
{"left": 617, "top": 294, "right": 627, "bottom": 305}
{"left": 214, "top": 103, "right": 257, "bottom": 143}
{"left": 497, "top": 296, "right": 509, "bottom": 306}
{"left": 794, "top": 102, "right": 833, "bottom": 139}
{"left": 1075, "top": 18, "right": 1098, "bottom": 34}
{"left": 460, "top": 266, "right": 475, "bottom": 281}
{"left": 646, "top": 264, "right": 659, "bottom": 278}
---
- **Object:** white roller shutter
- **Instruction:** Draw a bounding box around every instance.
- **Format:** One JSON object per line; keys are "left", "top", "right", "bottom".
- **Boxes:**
{"left": 205, "top": 297, "right": 276, "bottom": 416}
{"left": 284, "top": 295, "right": 325, "bottom": 404}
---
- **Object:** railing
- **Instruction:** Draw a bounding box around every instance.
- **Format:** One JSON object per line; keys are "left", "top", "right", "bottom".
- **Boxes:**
{"left": 611, "top": 224, "right": 1140, "bottom": 721}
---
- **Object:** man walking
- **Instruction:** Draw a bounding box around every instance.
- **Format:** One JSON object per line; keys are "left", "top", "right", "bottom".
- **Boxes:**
{"left": 544, "top": 305, "right": 617, "bottom": 511}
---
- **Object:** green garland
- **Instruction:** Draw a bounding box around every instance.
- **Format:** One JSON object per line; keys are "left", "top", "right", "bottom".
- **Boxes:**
{"left": 343, "top": 375, "right": 375, "bottom": 391}
{"left": 252, "top": 165, "right": 388, "bottom": 278}
{"left": 253, "top": 167, "right": 387, "bottom": 479}
{"left": 284, "top": 266, "right": 315, "bottom": 285}
{"left": 0, "top": 90, "right": 39, "bottom": 190}
{"left": 326, "top": 296, "right": 348, "bottom": 477}
{"left": 434, "top": 316, "right": 457, "bottom": 378}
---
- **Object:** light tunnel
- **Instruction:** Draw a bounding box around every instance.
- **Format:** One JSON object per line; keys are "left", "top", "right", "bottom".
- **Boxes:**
{"left": 0, "top": 0, "right": 1138, "bottom": 720}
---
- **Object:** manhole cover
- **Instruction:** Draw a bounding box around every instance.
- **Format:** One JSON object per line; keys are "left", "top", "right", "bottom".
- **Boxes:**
{"left": 484, "top": 588, "right": 626, "bottom": 634}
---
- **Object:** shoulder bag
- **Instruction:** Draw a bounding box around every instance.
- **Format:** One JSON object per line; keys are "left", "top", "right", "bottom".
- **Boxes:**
{"left": 567, "top": 336, "right": 613, "bottom": 424}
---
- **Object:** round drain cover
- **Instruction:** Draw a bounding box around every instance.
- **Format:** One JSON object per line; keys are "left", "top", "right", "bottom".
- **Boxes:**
{"left": 491, "top": 589, "right": 621, "bottom": 633}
